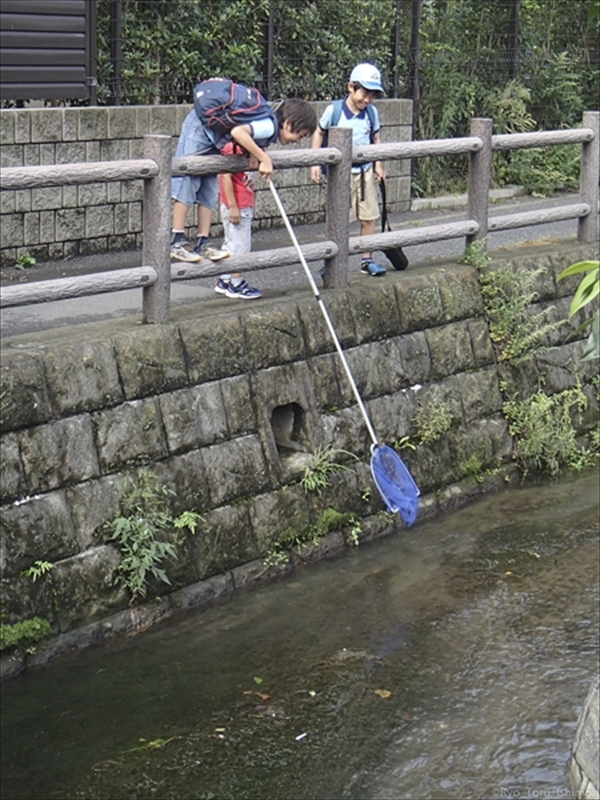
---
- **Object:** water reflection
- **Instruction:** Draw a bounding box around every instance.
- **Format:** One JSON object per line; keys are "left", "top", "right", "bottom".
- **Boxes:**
{"left": 1, "top": 471, "right": 598, "bottom": 800}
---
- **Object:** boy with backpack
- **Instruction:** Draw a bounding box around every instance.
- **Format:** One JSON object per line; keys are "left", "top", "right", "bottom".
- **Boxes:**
{"left": 213, "top": 142, "right": 263, "bottom": 299}
{"left": 310, "top": 63, "right": 387, "bottom": 277}
{"left": 170, "top": 79, "right": 316, "bottom": 263}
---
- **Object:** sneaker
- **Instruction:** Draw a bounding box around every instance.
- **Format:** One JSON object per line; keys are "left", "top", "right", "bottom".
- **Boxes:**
{"left": 195, "top": 239, "right": 230, "bottom": 261}
{"left": 225, "top": 280, "right": 263, "bottom": 300}
{"left": 170, "top": 241, "right": 201, "bottom": 263}
{"left": 360, "top": 258, "right": 386, "bottom": 276}
{"left": 214, "top": 278, "right": 230, "bottom": 295}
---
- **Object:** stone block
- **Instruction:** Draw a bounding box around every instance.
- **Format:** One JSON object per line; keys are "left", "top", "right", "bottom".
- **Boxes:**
{"left": 0, "top": 351, "right": 52, "bottom": 431}
{"left": 66, "top": 473, "right": 127, "bottom": 550}
{"left": 467, "top": 318, "right": 495, "bottom": 366}
{"left": 51, "top": 546, "right": 128, "bottom": 632}
{"left": 120, "top": 179, "right": 144, "bottom": 201}
{"left": 396, "top": 272, "right": 445, "bottom": 331}
{"left": 153, "top": 449, "right": 210, "bottom": 514}
{"left": 250, "top": 484, "right": 312, "bottom": 552}
{"left": 19, "top": 416, "right": 100, "bottom": 494}
{"left": 99, "top": 139, "right": 130, "bottom": 161}
{"left": 77, "top": 108, "right": 109, "bottom": 141}
{"left": 241, "top": 302, "right": 306, "bottom": 369}
{"left": 438, "top": 264, "right": 484, "bottom": 321}
{"left": 56, "top": 141, "right": 87, "bottom": 164}
{"left": 93, "top": 398, "right": 168, "bottom": 471}
{"left": 170, "top": 572, "right": 233, "bottom": 611}
{"left": 458, "top": 367, "right": 503, "bottom": 423}
{"left": 128, "top": 201, "right": 142, "bottom": 231}
{"left": 160, "top": 382, "right": 228, "bottom": 452}
{"left": 320, "top": 405, "right": 372, "bottom": 457}
{"left": 396, "top": 330, "right": 433, "bottom": 386}
{"left": 14, "top": 111, "right": 31, "bottom": 143}
{"left": 14, "top": 190, "right": 30, "bottom": 213}
{"left": 0, "top": 144, "right": 24, "bottom": 167}
{"left": 135, "top": 107, "right": 151, "bottom": 137}
{"left": 113, "top": 202, "right": 129, "bottom": 235}
{"left": 426, "top": 321, "right": 475, "bottom": 379}
{"left": 31, "top": 187, "right": 62, "bottom": 211}
{"left": 30, "top": 109, "right": 62, "bottom": 143}
{"left": 190, "top": 502, "right": 259, "bottom": 579}
{"left": 149, "top": 106, "right": 177, "bottom": 135}
{"left": 0, "top": 213, "right": 23, "bottom": 249}
{"left": 24, "top": 144, "right": 40, "bottom": 164}
{"left": 39, "top": 210, "right": 55, "bottom": 241}
{"left": 85, "top": 140, "right": 100, "bottom": 161}
{"left": 307, "top": 353, "right": 343, "bottom": 411}
{"left": 85, "top": 204, "right": 114, "bottom": 238}
{"left": 0, "top": 111, "right": 15, "bottom": 145}
{"left": 0, "top": 491, "right": 79, "bottom": 577}
{"left": 39, "top": 143, "right": 56, "bottom": 165}
{"left": 202, "top": 435, "right": 271, "bottom": 506}
{"left": 178, "top": 313, "right": 246, "bottom": 383}
{"left": 23, "top": 212, "right": 40, "bottom": 246}
{"left": 297, "top": 293, "right": 357, "bottom": 354}
{"left": 0, "top": 432, "right": 26, "bottom": 503}
{"left": 345, "top": 341, "right": 398, "bottom": 400}
{"left": 369, "top": 386, "right": 417, "bottom": 444}
{"left": 0, "top": 191, "right": 15, "bottom": 214}
{"left": 108, "top": 107, "right": 137, "bottom": 140}
{"left": 56, "top": 207, "right": 85, "bottom": 240}
{"left": 77, "top": 183, "right": 106, "bottom": 206}
{"left": 43, "top": 338, "right": 123, "bottom": 416}
{"left": 61, "top": 185, "right": 78, "bottom": 207}
{"left": 112, "top": 326, "right": 188, "bottom": 399}
{"left": 62, "top": 109, "right": 77, "bottom": 141}
{"left": 348, "top": 282, "right": 403, "bottom": 343}
{"left": 221, "top": 375, "right": 257, "bottom": 436}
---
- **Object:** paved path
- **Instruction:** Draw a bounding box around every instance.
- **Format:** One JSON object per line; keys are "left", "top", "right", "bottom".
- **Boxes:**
{"left": 1, "top": 192, "right": 596, "bottom": 340}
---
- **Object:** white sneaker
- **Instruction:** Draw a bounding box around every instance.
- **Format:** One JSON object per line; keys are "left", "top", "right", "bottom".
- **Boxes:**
{"left": 171, "top": 242, "right": 201, "bottom": 263}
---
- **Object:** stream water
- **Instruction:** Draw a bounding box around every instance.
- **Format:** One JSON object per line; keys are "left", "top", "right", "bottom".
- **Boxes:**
{"left": 1, "top": 471, "right": 598, "bottom": 800}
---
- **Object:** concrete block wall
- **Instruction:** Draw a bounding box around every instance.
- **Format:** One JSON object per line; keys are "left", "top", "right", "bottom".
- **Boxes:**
{"left": 0, "top": 241, "right": 596, "bottom": 676}
{"left": 0, "top": 99, "right": 413, "bottom": 267}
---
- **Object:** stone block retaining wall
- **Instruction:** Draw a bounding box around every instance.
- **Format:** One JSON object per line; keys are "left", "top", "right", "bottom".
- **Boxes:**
{"left": 0, "top": 99, "right": 413, "bottom": 267}
{"left": 0, "top": 241, "right": 597, "bottom": 676}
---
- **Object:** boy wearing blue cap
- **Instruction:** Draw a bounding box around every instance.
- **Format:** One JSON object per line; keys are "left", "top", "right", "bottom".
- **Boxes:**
{"left": 310, "top": 63, "right": 387, "bottom": 276}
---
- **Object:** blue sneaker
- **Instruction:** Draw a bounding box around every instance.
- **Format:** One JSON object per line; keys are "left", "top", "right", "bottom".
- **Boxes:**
{"left": 360, "top": 258, "right": 386, "bottom": 276}
{"left": 225, "top": 280, "right": 263, "bottom": 300}
{"left": 214, "top": 278, "right": 230, "bottom": 295}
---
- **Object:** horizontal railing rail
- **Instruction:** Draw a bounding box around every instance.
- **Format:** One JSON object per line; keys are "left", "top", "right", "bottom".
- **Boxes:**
{"left": 0, "top": 111, "right": 598, "bottom": 323}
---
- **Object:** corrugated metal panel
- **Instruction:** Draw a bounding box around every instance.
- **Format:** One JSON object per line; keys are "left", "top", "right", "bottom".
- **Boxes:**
{"left": 0, "top": 0, "right": 96, "bottom": 102}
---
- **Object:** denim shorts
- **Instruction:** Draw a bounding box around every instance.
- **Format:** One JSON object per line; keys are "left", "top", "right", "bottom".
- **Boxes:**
{"left": 171, "top": 109, "right": 219, "bottom": 209}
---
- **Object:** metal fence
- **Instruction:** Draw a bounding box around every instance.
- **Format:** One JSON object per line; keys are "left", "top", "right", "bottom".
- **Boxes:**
{"left": 0, "top": 111, "right": 598, "bottom": 324}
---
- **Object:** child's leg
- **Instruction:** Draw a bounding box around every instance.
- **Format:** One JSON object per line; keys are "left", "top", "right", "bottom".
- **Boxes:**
{"left": 357, "top": 168, "right": 386, "bottom": 276}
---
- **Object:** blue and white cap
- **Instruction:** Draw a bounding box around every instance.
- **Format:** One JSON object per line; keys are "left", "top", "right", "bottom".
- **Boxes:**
{"left": 349, "top": 63, "right": 384, "bottom": 93}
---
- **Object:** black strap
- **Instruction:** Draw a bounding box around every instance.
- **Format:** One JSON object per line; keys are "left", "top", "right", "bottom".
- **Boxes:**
{"left": 379, "top": 177, "right": 391, "bottom": 234}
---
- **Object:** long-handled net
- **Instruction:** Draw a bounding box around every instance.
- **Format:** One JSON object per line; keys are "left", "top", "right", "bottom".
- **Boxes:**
{"left": 269, "top": 181, "right": 420, "bottom": 526}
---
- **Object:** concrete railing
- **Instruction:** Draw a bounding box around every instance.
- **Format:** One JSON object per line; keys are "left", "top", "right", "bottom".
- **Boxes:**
{"left": 0, "top": 111, "right": 598, "bottom": 324}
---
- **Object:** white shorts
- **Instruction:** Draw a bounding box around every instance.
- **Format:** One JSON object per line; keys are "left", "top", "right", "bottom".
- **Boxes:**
{"left": 221, "top": 203, "right": 253, "bottom": 254}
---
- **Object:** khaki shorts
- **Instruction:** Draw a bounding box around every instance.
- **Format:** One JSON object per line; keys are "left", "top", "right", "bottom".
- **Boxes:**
{"left": 349, "top": 166, "right": 379, "bottom": 223}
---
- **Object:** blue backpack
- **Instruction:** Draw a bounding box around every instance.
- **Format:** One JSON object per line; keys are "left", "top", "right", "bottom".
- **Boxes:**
{"left": 193, "top": 78, "right": 279, "bottom": 147}
{"left": 320, "top": 99, "right": 377, "bottom": 173}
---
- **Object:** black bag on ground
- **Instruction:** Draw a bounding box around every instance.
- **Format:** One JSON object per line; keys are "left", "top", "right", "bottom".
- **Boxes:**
{"left": 379, "top": 178, "right": 409, "bottom": 271}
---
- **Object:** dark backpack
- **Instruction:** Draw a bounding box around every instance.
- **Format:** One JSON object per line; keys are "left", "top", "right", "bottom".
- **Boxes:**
{"left": 320, "top": 99, "right": 377, "bottom": 174}
{"left": 193, "top": 78, "right": 278, "bottom": 147}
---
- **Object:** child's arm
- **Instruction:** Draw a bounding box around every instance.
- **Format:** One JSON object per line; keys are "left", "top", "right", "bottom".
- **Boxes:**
{"left": 372, "top": 131, "right": 385, "bottom": 181}
{"left": 220, "top": 172, "right": 240, "bottom": 224}
{"left": 230, "top": 125, "right": 273, "bottom": 180}
{"left": 310, "top": 128, "right": 325, "bottom": 184}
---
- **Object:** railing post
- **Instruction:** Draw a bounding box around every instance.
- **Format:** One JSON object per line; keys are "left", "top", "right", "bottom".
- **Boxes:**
{"left": 467, "top": 117, "right": 492, "bottom": 249}
{"left": 142, "top": 134, "right": 172, "bottom": 324}
{"left": 578, "top": 110, "right": 599, "bottom": 245}
{"left": 324, "top": 127, "right": 352, "bottom": 288}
